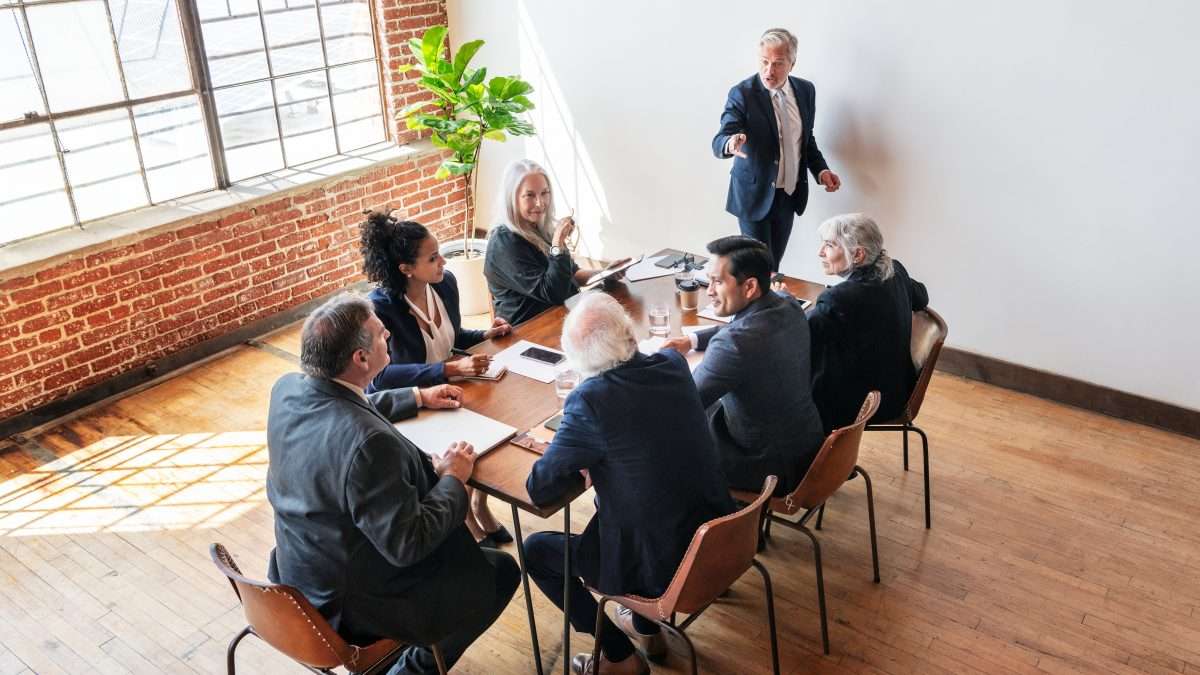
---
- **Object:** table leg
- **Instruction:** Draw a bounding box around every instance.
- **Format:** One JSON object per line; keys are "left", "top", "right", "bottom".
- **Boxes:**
{"left": 562, "top": 502, "right": 571, "bottom": 675}
{"left": 511, "top": 504, "right": 545, "bottom": 675}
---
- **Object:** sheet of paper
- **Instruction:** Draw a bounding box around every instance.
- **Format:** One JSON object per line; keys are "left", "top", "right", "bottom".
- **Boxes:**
{"left": 637, "top": 336, "right": 666, "bottom": 355}
{"left": 492, "top": 339, "right": 563, "bottom": 383}
{"left": 696, "top": 305, "right": 732, "bottom": 323}
{"left": 624, "top": 255, "right": 678, "bottom": 282}
{"left": 394, "top": 407, "right": 517, "bottom": 459}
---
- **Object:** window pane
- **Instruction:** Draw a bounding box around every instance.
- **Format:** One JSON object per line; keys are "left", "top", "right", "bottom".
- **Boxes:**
{"left": 276, "top": 73, "right": 335, "bottom": 164}
{"left": 202, "top": 14, "right": 268, "bottom": 86}
{"left": 0, "top": 9, "right": 46, "bottom": 124}
{"left": 26, "top": 1, "right": 125, "bottom": 112}
{"left": 320, "top": 0, "right": 373, "bottom": 66}
{"left": 58, "top": 109, "right": 149, "bottom": 221}
{"left": 264, "top": 7, "right": 323, "bottom": 75}
{"left": 216, "top": 81, "right": 283, "bottom": 181}
{"left": 109, "top": 0, "right": 191, "bottom": 98}
{"left": 330, "top": 61, "right": 383, "bottom": 150}
{"left": 0, "top": 124, "right": 74, "bottom": 243}
{"left": 134, "top": 95, "right": 215, "bottom": 202}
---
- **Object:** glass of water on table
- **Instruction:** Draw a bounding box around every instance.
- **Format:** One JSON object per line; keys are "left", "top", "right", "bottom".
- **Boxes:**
{"left": 554, "top": 362, "right": 580, "bottom": 401}
{"left": 647, "top": 301, "right": 670, "bottom": 337}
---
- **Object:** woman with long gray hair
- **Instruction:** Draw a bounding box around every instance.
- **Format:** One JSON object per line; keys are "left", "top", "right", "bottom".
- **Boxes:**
{"left": 483, "top": 159, "right": 613, "bottom": 325}
{"left": 805, "top": 213, "right": 929, "bottom": 431}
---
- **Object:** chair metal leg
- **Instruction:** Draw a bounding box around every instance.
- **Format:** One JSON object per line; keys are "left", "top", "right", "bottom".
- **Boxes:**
{"left": 590, "top": 597, "right": 608, "bottom": 673}
{"left": 510, "top": 504, "right": 545, "bottom": 675}
{"left": 814, "top": 503, "right": 825, "bottom": 530}
{"left": 226, "top": 626, "right": 252, "bottom": 675}
{"left": 798, "top": 526, "right": 830, "bottom": 655}
{"left": 902, "top": 425, "right": 910, "bottom": 470}
{"left": 751, "top": 560, "right": 781, "bottom": 675}
{"left": 431, "top": 644, "right": 448, "bottom": 675}
{"left": 658, "top": 621, "right": 698, "bottom": 675}
{"left": 563, "top": 502, "right": 571, "bottom": 675}
{"left": 913, "top": 425, "right": 931, "bottom": 528}
{"left": 856, "top": 464, "right": 881, "bottom": 583}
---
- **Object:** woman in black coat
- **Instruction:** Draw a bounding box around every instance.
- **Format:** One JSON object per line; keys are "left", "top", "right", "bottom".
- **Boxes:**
{"left": 805, "top": 213, "right": 929, "bottom": 433}
{"left": 360, "top": 210, "right": 514, "bottom": 547}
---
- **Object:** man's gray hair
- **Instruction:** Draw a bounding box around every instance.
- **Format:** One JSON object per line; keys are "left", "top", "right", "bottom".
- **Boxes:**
{"left": 561, "top": 293, "right": 637, "bottom": 379}
{"left": 300, "top": 293, "right": 375, "bottom": 379}
{"left": 817, "top": 213, "right": 895, "bottom": 280}
{"left": 496, "top": 158, "right": 554, "bottom": 255}
{"left": 760, "top": 27, "right": 798, "bottom": 64}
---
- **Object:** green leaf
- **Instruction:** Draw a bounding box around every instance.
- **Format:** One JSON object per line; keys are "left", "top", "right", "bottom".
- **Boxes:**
{"left": 434, "top": 165, "right": 452, "bottom": 180}
{"left": 397, "top": 99, "right": 438, "bottom": 119}
{"left": 510, "top": 95, "right": 535, "bottom": 111}
{"left": 421, "top": 26, "right": 448, "bottom": 67}
{"left": 488, "top": 76, "right": 511, "bottom": 99}
{"left": 465, "top": 67, "right": 486, "bottom": 86}
{"left": 483, "top": 130, "right": 507, "bottom": 142}
{"left": 500, "top": 77, "right": 533, "bottom": 100}
{"left": 452, "top": 40, "right": 484, "bottom": 85}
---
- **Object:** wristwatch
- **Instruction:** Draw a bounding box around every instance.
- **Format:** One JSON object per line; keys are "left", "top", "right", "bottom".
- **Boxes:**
{"left": 550, "top": 245, "right": 563, "bottom": 256}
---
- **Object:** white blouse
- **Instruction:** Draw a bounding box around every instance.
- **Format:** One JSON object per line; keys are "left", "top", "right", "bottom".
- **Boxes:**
{"left": 405, "top": 284, "right": 455, "bottom": 364}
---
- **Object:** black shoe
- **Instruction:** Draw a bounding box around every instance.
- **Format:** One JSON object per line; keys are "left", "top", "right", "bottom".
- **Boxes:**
{"left": 485, "top": 525, "right": 513, "bottom": 544}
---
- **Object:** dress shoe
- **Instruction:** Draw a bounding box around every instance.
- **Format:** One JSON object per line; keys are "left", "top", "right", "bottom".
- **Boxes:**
{"left": 614, "top": 606, "right": 666, "bottom": 662}
{"left": 485, "top": 524, "right": 513, "bottom": 543}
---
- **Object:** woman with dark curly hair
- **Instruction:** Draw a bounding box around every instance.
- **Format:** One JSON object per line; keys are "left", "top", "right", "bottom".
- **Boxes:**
{"left": 361, "top": 208, "right": 514, "bottom": 546}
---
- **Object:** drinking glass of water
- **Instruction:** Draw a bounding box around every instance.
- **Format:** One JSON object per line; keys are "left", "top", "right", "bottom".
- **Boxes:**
{"left": 648, "top": 302, "right": 670, "bottom": 337}
{"left": 554, "top": 363, "right": 580, "bottom": 401}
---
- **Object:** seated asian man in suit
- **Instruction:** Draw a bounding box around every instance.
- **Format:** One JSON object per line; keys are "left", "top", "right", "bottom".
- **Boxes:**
{"left": 525, "top": 293, "right": 735, "bottom": 675}
{"left": 266, "top": 293, "right": 519, "bottom": 675}
{"left": 664, "top": 235, "right": 825, "bottom": 496}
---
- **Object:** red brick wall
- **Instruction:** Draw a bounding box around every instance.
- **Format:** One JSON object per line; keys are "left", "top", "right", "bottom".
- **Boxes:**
{"left": 0, "top": 0, "right": 467, "bottom": 424}
{"left": 0, "top": 153, "right": 467, "bottom": 422}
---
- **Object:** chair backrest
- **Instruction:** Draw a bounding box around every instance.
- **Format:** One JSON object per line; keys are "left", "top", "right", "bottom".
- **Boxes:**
{"left": 905, "top": 307, "right": 948, "bottom": 421}
{"left": 654, "top": 476, "right": 778, "bottom": 617}
{"left": 210, "top": 543, "right": 366, "bottom": 670}
{"left": 780, "top": 391, "right": 881, "bottom": 513}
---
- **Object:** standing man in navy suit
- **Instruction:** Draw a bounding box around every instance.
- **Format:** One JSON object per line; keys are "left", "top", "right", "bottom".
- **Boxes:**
{"left": 713, "top": 27, "right": 842, "bottom": 270}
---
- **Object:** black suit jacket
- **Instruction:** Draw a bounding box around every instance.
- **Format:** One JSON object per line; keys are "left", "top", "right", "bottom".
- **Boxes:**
{"left": 266, "top": 373, "right": 490, "bottom": 644}
{"left": 712, "top": 74, "right": 831, "bottom": 222}
{"left": 526, "top": 350, "right": 734, "bottom": 596}
{"left": 808, "top": 260, "right": 929, "bottom": 432}
{"left": 367, "top": 271, "right": 486, "bottom": 391}
{"left": 484, "top": 225, "right": 580, "bottom": 325}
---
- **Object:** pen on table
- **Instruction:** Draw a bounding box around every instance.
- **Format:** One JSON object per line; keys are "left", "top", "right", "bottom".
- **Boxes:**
{"left": 450, "top": 348, "right": 473, "bottom": 357}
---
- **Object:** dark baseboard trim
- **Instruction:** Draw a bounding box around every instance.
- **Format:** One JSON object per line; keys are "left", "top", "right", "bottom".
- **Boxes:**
{"left": 0, "top": 282, "right": 370, "bottom": 439}
{"left": 937, "top": 347, "right": 1200, "bottom": 440}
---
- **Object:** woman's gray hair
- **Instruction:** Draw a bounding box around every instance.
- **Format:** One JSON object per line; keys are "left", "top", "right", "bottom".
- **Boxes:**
{"left": 817, "top": 213, "right": 894, "bottom": 280}
{"left": 300, "top": 293, "right": 375, "bottom": 379}
{"left": 495, "top": 158, "right": 554, "bottom": 255}
{"left": 561, "top": 293, "right": 637, "bottom": 380}
{"left": 760, "top": 27, "right": 798, "bottom": 64}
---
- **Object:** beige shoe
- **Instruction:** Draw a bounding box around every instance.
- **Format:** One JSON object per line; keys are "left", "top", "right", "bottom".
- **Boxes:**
{"left": 571, "top": 652, "right": 650, "bottom": 675}
{"left": 614, "top": 606, "right": 667, "bottom": 662}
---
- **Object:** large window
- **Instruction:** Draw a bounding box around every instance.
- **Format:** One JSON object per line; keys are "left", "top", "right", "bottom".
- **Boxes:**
{"left": 0, "top": 0, "right": 386, "bottom": 246}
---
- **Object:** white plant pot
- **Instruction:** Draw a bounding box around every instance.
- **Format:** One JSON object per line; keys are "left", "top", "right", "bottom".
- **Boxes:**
{"left": 440, "top": 238, "right": 491, "bottom": 316}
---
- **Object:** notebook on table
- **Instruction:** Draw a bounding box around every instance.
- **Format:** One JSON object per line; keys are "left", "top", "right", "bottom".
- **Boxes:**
{"left": 394, "top": 407, "right": 517, "bottom": 459}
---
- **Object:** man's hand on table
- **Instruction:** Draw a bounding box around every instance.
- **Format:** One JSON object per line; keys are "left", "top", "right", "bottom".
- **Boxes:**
{"left": 419, "top": 384, "right": 463, "bottom": 409}
{"left": 435, "top": 441, "right": 476, "bottom": 484}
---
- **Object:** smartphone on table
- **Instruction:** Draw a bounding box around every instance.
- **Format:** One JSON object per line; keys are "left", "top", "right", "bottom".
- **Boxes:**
{"left": 519, "top": 346, "right": 564, "bottom": 366}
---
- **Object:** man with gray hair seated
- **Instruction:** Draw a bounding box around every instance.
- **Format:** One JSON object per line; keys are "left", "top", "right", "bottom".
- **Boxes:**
{"left": 524, "top": 293, "right": 734, "bottom": 675}
{"left": 265, "top": 292, "right": 520, "bottom": 674}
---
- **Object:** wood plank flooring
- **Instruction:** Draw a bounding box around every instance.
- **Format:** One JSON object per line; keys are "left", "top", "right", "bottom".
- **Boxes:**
{"left": 2, "top": 319, "right": 1199, "bottom": 674}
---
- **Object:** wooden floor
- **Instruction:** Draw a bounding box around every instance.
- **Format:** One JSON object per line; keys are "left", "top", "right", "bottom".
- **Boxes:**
{"left": 2, "top": 320, "right": 1199, "bottom": 675}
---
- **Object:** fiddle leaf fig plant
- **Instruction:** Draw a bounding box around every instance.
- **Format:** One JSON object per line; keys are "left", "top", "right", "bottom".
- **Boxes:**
{"left": 398, "top": 26, "right": 536, "bottom": 256}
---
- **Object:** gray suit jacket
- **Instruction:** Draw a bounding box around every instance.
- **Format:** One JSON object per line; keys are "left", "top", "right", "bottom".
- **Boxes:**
{"left": 693, "top": 291, "right": 825, "bottom": 492}
{"left": 266, "top": 373, "right": 489, "bottom": 644}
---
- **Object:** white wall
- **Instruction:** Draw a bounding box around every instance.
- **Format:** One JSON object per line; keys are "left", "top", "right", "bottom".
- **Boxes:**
{"left": 447, "top": 0, "right": 1200, "bottom": 410}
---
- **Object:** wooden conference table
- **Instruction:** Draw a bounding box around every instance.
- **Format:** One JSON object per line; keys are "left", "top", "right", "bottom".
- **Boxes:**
{"left": 453, "top": 249, "right": 825, "bottom": 674}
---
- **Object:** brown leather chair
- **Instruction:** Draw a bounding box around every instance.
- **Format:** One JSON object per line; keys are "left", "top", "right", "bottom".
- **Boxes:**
{"left": 865, "top": 307, "right": 948, "bottom": 528}
{"left": 732, "top": 390, "right": 882, "bottom": 655}
{"left": 210, "top": 543, "right": 446, "bottom": 675}
{"left": 590, "top": 476, "right": 781, "bottom": 675}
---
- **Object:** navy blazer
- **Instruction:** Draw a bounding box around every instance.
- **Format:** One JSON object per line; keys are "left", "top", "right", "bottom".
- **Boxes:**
{"left": 808, "top": 260, "right": 929, "bottom": 432}
{"left": 526, "top": 350, "right": 735, "bottom": 597}
{"left": 712, "top": 74, "right": 830, "bottom": 222}
{"left": 692, "top": 291, "right": 826, "bottom": 493}
{"left": 266, "top": 374, "right": 489, "bottom": 644}
{"left": 367, "top": 270, "right": 486, "bottom": 392}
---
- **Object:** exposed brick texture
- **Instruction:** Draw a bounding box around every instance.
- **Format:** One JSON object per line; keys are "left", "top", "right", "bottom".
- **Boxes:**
{"left": 0, "top": 0, "right": 468, "bottom": 423}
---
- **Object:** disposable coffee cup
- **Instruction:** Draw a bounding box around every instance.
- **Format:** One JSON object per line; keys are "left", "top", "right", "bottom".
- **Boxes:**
{"left": 677, "top": 280, "right": 700, "bottom": 311}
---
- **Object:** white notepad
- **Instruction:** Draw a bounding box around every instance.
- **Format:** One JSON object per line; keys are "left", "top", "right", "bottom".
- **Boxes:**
{"left": 492, "top": 339, "right": 563, "bottom": 383}
{"left": 394, "top": 407, "right": 517, "bottom": 459}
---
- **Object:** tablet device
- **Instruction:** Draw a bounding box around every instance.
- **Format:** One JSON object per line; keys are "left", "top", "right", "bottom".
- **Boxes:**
{"left": 519, "top": 346, "right": 564, "bottom": 366}
{"left": 583, "top": 255, "right": 643, "bottom": 288}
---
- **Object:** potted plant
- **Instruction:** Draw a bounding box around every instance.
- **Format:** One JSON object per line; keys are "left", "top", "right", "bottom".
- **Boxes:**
{"left": 398, "top": 26, "right": 536, "bottom": 315}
